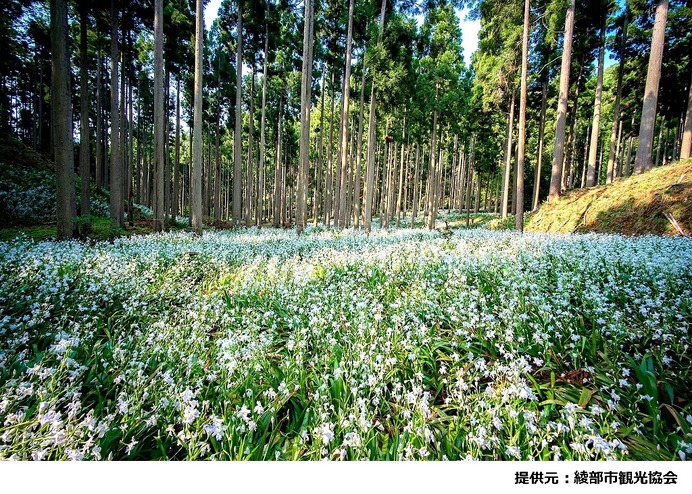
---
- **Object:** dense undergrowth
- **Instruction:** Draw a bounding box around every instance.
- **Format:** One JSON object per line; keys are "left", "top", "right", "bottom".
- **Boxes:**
{"left": 0, "top": 228, "right": 690, "bottom": 460}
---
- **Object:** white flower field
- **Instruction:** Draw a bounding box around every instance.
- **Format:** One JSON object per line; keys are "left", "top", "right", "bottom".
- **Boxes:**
{"left": 0, "top": 228, "right": 690, "bottom": 460}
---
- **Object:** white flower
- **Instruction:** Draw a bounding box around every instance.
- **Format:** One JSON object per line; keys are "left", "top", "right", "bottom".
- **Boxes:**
{"left": 505, "top": 446, "right": 521, "bottom": 459}
{"left": 125, "top": 439, "right": 138, "bottom": 455}
{"left": 32, "top": 449, "right": 47, "bottom": 461}
{"left": 316, "top": 423, "right": 334, "bottom": 445}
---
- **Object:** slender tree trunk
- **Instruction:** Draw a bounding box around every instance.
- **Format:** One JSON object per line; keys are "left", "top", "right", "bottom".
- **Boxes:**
{"left": 682, "top": 74, "right": 692, "bottom": 160}
{"left": 501, "top": 90, "right": 515, "bottom": 218}
{"left": 296, "top": 0, "right": 314, "bottom": 234}
{"left": 586, "top": 20, "right": 606, "bottom": 187}
{"left": 532, "top": 81, "right": 547, "bottom": 210}
{"left": 51, "top": 0, "right": 75, "bottom": 239}
{"left": 337, "top": 0, "right": 355, "bottom": 228}
{"left": 153, "top": 0, "right": 164, "bottom": 232}
{"left": 257, "top": 27, "right": 269, "bottom": 227}
{"left": 128, "top": 67, "right": 134, "bottom": 227}
{"left": 233, "top": 3, "right": 243, "bottom": 226}
{"left": 411, "top": 143, "right": 420, "bottom": 225}
{"left": 515, "top": 0, "right": 529, "bottom": 232}
{"left": 245, "top": 68, "right": 255, "bottom": 224}
{"left": 273, "top": 97, "right": 283, "bottom": 227}
{"left": 191, "top": 0, "right": 203, "bottom": 235}
{"left": 353, "top": 66, "right": 366, "bottom": 228}
{"left": 549, "top": 0, "right": 575, "bottom": 200}
{"left": 634, "top": 0, "right": 668, "bottom": 174}
{"left": 363, "top": 0, "right": 387, "bottom": 234}
{"left": 120, "top": 47, "right": 128, "bottom": 226}
{"left": 314, "top": 73, "right": 326, "bottom": 225}
{"left": 606, "top": 14, "right": 628, "bottom": 184}
{"left": 78, "top": 1, "right": 90, "bottom": 230}
{"left": 325, "top": 73, "right": 335, "bottom": 226}
{"left": 109, "top": 0, "right": 123, "bottom": 228}
{"left": 426, "top": 88, "right": 439, "bottom": 230}
{"left": 174, "top": 76, "right": 181, "bottom": 222}
{"left": 624, "top": 136, "right": 633, "bottom": 177}
{"left": 96, "top": 53, "right": 103, "bottom": 192}
{"left": 581, "top": 124, "right": 590, "bottom": 188}
{"left": 655, "top": 115, "right": 666, "bottom": 167}
{"left": 465, "top": 137, "right": 474, "bottom": 227}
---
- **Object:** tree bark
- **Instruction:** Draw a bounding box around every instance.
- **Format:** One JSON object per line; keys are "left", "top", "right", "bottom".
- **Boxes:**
{"left": 273, "top": 97, "right": 283, "bottom": 227}
{"left": 109, "top": 0, "right": 123, "bottom": 228}
{"left": 191, "top": 0, "right": 204, "bottom": 235}
{"left": 245, "top": 68, "right": 255, "bottom": 224}
{"left": 174, "top": 76, "right": 181, "bottom": 222}
{"left": 51, "top": 0, "right": 75, "bottom": 239}
{"left": 515, "top": 0, "right": 529, "bottom": 232}
{"left": 532, "top": 81, "right": 547, "bottom": 210}
{"left": 501, "top": 90, "right": 515, "bottom": 218}
{"left": 296, "top": 0, "right": 314, "bottom": 234}
{"left": 426, "top": 88, "right": 439, "bottom": 230}
{"left": 96, "top": 53, "right": 103, "bottom": 192}
{"left": 363, "top": 0, "right": 387, "bottom": 234}
{"left": 233, "top": 3, "right": 243, "bottom": 226}
{"left": 681, "top": 74, "right": 692, "bottom": 160}
{"left": 549, "top": 0, "right": 575, "bottom": 200}
{"left": 337, "top": 0, "right": 355, "bottom": 229}
{"left": 78, "top": 1, "right": 90, "bottom": 230}
{"left": 586, "top": 21, "right": 606, "bottom": 187}
{"left": 153, "top": 0, "right": 164, "bottom": 232}
{"left": 353, "top": 66, "right": 366, "bottom": 228}
{"left": 634, "top": 0, "right": 668, "bottom": 174}
{"left": 257, "top": 26, "right": 269, "bottom": 227}
{"left": 606, "top": 13, "right": 628, "bottom": 184}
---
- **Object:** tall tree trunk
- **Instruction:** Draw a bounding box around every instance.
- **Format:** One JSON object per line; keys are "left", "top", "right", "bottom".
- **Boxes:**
{"left": 120, "top": 48, "right": 128, "bottom": 226}
{"left": 681, "top": 74, "right": 692, "bottom": 160}
{"left": 296, "top": 0, "right": 314, "bottom": 234}
{"left": 655, "top": 115, "right": 666, "bottom": 167}
{"left": 245, "top": 68, "right": 255, "bottom": 224}
{"left": 51, "top": 0, "right": 75, "bottom": 239}
{"left": 109, "top": 0, "right": 123, "bottom": 228}
{"left": 273, "top": 97, "right": 283, "bottom": 227}
{"left": 549, "top": 0, "right": 575, "bottom": 200}
{"left": 314, "top": 73, "right": 326, "bottom": 225}
{"left": 173, "top": 76, "right": 181, "bottom": 222}
{"left": 128, "top": 67, "right": 135, "bottom": 227}
{"left": 257, "top": 26, "right": 269, "bottom": 227}
{"left": 78, "top": 1, "right": 90, "bottom": 231}
{"left": 606, "top": 13, "right": 628, "bottom": 184}
{"left": 153, "top": 0, "right": 164, "bottom": 232}
{"left": 363, "top": 0, "right": 387, "bottom": 234}
{"left": 515, "top": 0, "right": 529, "bottom": 232}
{"left": 233, "top": 3, "right": 243, "bottom": 226}
{"left": 337, "top": 0, "right": 355, "bottom": 229}
{"left": 634, "top": 0, "right": 668, "bottom": 174}
{"left": 465, "top": 137, "right": 474, "bottom": 227}
{"left": 532, "top": 81, "right": 547, "bottom": 210}
{"left": 191, "top": 0, "right": 203, "bottom": 235}
{"left": 426, "top": 87, "right": 439, "bottom": 230}
{"left": 411, "top": 143, "right": 420, "bottom": 224}
{"left": 96, "top": 53, "right": 103, "bottom": 192}
{"left": 501, "top": 91, "right": 515, "bottom": 218}
{"left": 353, "top": 65, "right": 366, "bottom": 228}
{"left": 325, "top": 73, "right": 336, "bottom": 226}
{"left": 586, "top": 20, "right": 606, "bottom": 187}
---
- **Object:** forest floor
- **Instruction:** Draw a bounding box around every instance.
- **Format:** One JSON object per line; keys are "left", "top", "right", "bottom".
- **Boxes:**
{"left": 0, "top": 227, "right": 690, "bottom": 460}
{"left": 1, "top": 138, "right": 691, "bottom": 461}
{"left": 524, "top": 160, "right": 692, "bottom": 236}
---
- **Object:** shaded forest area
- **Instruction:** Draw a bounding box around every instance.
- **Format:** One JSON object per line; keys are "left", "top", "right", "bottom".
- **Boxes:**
{"left": 1, "top": 0, "right": 691, "bottom": 238}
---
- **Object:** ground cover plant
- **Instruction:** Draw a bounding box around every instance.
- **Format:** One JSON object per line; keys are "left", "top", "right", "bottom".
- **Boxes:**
{"left": 0, "top": 228, "right": 690, "bottom": 460}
